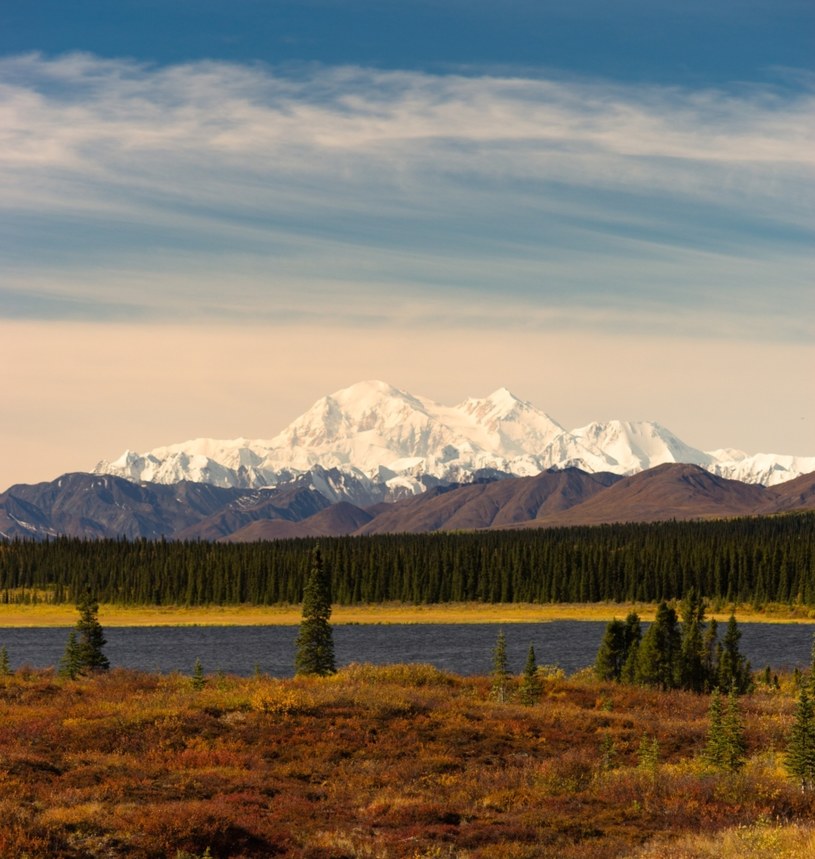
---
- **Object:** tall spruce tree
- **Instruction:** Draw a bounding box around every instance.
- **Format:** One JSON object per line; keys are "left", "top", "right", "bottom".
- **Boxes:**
{"left": 680, "top": 588, "right": 707, "bottom": 692}
{"left": 595, "top": 619, "right": 627, "bottom": 681}
{"left": 294, "top": 548, "right": 336, "bottom": 676}
{"left": 490, "top": 629, "right": 511, "bottom": 703}
{"left": 787, "top": 687, "right": 815, "bottom": 791}
{"left": 620, "top": 612, "right": 642, "bottom": 683}
{"left": 721, "top": 688, "right": 747, "bottom": 772}
{"left": 705, "top": 687, "right": 746, "bottom": 771}
{"left": 597, "top": 614, "right": 643, "bottom": 682}
{"left": 704, "top": 688, "right": 726, "bottom": 768}
{"left": 702, "top": 618, "right": 719, "bottom": 692}
{"left": 718, "top": 614, "right": 751, "bottom": 694}
{"left": 70, "top": 592, "right": 109, "bottom": 673}
{"left": 519, "top": 643, "right": 541, "bottom": 705}
{"left": 634, "top": 602, "right": 681, "bottom": 690}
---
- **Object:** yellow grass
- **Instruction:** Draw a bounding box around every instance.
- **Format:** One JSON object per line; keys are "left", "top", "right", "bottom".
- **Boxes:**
{"left": 1, "top": 600, "right": 815, "bottom": 627}
{"left": 631, "top": 820, "right": 815, "bottom": 859}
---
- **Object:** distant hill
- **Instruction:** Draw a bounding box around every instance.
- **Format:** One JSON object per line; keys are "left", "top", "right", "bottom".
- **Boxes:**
{"left": 3, "top": 462, "right": 814, "bottom": 541}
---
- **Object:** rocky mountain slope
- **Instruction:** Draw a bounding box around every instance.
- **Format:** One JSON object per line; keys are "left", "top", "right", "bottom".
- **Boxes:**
{"left": 4, "top": 464, "right": 814, "bottom": 542}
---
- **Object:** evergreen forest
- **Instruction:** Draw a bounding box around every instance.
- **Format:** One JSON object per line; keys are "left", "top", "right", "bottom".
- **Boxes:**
{"left": 0, "top": 512, "right": 813, "bottom": 607}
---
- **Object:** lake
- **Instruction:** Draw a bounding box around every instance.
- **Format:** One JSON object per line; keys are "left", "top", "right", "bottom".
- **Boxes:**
{"left": 1, "top": 621, "right": 813, "bottom": 677}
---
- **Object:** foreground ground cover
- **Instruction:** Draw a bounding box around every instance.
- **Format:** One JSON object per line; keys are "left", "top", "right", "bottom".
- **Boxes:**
{"left": 0, "top": 665, "right": 813, "bottom": 858}
{"left": 2, "top": 600, "right": 815, "bottom": 627}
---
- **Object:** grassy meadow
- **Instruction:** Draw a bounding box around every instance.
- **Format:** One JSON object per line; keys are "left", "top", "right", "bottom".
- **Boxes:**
{"left": 2, "top": 600, "right": 815, "bottom": 627}
{"left": 1, "top": 663, "right": 814, "bottom": 858}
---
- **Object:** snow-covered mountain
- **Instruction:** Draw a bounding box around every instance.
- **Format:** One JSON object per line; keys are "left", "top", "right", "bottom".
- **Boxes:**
{"left": 94, "top": 380, "right": 815, "bottom": 493}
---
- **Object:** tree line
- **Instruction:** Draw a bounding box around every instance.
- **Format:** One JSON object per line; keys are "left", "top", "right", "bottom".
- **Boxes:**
{"left": 0, "top": 512, "right": 813, "bottom": 607}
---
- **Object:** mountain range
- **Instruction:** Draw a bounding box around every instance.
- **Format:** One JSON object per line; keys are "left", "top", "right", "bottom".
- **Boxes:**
{"left": 2, "top": 463, "right": 814, "bottom": 542}
{"left": 2, "top": 380, "right": 813, "bottom": 541}
{"left": 93, "top": 380, "right": 815, "bottom": 492}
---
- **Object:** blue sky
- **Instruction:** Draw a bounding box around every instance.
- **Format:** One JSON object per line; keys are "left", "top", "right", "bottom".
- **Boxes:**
{"left": 1, "top": 1, "right": 813, "bottom": 487}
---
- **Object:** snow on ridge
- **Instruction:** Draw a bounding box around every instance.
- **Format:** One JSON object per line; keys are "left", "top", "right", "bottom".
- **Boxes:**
{"left": 93, "top": 380, "right": 814, "bottom": 492}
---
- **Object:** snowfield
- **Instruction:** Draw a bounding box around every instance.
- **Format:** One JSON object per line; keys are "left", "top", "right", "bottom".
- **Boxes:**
{"left": 94, "top": 380, "right": 815, "bottom": 493}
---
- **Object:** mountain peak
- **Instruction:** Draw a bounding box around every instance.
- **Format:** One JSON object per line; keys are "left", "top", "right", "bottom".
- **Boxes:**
{"left": 92, "top": 381, "right": 815, "bottom": 491}
{"left": 486, "top": 387, "right": 523, "bottom": 409}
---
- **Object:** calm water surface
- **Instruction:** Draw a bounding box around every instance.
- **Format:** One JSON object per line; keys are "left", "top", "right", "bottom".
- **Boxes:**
{"left": 1, "top": 622, "right": 812, "bottom": 678}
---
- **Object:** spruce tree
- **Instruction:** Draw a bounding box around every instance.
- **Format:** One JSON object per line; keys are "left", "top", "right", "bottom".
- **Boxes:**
{"left": 192, "top": 657, "right": 205, "bottom": 691}
{"left": 58, "top": 631, "right": 81, "bottom": 680}
{"left": 294, "top": 548, "right": 336, "bottom": 676}
{"left": 74, "top": 592, "right": 110, "bottom": 672}
{"left": 620, "top": 612, "right": 642, "bottom": 683}
{"left": 0, "top": 645, "right": 10, "bottom": 676}
{"left": 701, "top": 618, "right": 719, "bottom": 692}
{"left": 787, "top": 687, "right": 815, "bottom": 791}
{"left": 490, "top": 629, "right": 511, "bottom": 703}
{"left": 634, "top": 602, "right": 681, "bottom": 690}
{"left": 680, "top": 588, "right": 707, "bottom": 692}
{"left": 519, "top": 643, "right": 541, "bottom": 705}
{"left": 717, "top": 614, "right": 751, "bottom": 694}
{"left": 721, "top": 688, "right": 747, "bottom": 772}
{"left": 704, "top": 688, "right": 726, "bottom": 768}
{"left": 809, "top": 632, "right": 815, "bottom": 693}
{"left": 595, "top": 619, "right": 627, "bottom": 681}
{"left": 637, "top": 734, "right": 660, "bottom": 787}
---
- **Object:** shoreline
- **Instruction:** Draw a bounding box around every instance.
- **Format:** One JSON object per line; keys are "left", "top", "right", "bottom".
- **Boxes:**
{"left": 1, "top": 601, "right": 814, "bottom": 627}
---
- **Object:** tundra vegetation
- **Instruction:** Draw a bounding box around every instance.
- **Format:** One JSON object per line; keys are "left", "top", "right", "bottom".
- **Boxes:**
{"left": 2, "top": 516, "right": 815, "bottom": 855}
{"left": 0, "top": 659, "right": 814, "bottom": 857}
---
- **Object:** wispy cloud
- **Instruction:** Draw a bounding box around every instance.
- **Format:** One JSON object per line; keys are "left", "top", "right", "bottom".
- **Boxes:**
{"left": 1, "top": 54, "right": 813, "bottom": 336}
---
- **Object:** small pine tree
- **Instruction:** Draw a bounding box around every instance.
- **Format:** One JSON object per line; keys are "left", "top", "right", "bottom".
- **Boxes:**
{"left": 599, "top": 733, "right": 617, "bottom": 773}
{"left": 637, "top": 734, "right": 660, "bottom": 787}
{"left": 490, "top": 629, "right": 511, "bottom": 703}
{"left": 58, "top": 631, "right": 82, "bottom": 680}
{"left": 704, "top": 688, "right": 726, "bottom": 768}
{"left": 0, "top": 645, "right": 10, "bottom": 676}
{"left": 519, "top": 643, "right": 541, "bottom": 705}
{"left": 74, "top": 591, "right": 110, "bottom": 672}
{"left": 294, "top": 548, "right": 336, "bottom": 677}
{"left": 721, "top": 688, "right": 747, "bottom": 772}
{"left": 787, "top": 687, "right": 815, "bottom": 791}
{"left": 191, "top": 657, "right": 205, "bottom": 691}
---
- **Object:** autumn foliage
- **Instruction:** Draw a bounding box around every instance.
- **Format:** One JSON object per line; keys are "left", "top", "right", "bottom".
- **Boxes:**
{"left": 0, "top": 665, "right": 813, "bottom": 858}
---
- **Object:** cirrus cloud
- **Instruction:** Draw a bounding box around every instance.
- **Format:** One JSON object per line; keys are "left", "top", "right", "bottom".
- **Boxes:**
{"left": 0, "top": 53, "right": 813, "bottom": 337}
